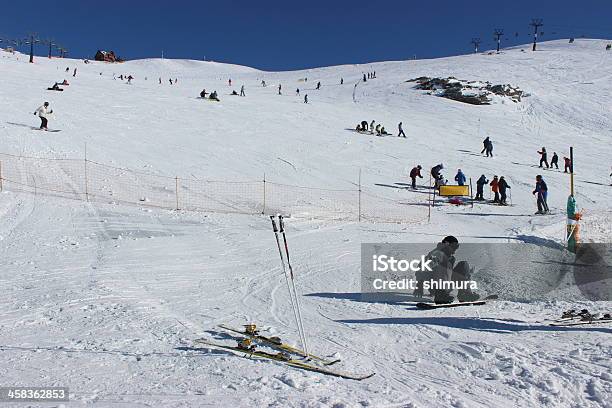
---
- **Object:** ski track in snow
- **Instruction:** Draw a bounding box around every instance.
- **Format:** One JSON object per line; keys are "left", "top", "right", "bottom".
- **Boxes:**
{"left": 0, "top": 40, "right": 611, "bottom": 407}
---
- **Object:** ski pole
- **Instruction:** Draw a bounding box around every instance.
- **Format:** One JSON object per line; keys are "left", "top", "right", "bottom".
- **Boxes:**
{"left": 278, "top": 215, "right": 309, "bottom": 354}
{"left": 270, "top": 215, "right": 306, "bottom": 353}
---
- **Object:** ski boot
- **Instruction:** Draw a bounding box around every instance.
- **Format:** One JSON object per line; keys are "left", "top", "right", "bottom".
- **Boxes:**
{"left": 457, "top": 290, "right": 480, "bottom": 303}
{"left": 433, "top": 291, "right": 454, "bottom": 304}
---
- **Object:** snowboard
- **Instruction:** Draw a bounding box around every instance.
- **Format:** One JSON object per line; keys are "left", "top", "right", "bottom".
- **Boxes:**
{"left": 415, "top": 294, "right": 498, "bottom": 310}
{"left": 32, "top": 127, "right": 61, "bottom": 132}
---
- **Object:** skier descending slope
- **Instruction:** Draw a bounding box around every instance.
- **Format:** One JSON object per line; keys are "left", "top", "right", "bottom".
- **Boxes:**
{"left": 413, "top": 236, "right": 480, "bottom": 304}
{"left": 533, "top": 175, "right": 549, "bottom": 214}
{"left": 33, "top": 102, "right": 53, "bottom": 130}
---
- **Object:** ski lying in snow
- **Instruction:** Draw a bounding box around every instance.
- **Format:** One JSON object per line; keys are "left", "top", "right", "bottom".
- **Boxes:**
{"left": 549, "top": 317, "right": 612, "bottom": 326}
{"left": 549, "top": 311, "right": 611, "bottom": 326}
{"left": 415, "top": 295, "right": 498, "bottom": 310}
{"left": 194, "top": 339, "right": 374, "bottom": 380}
{"left": 218, "top": 324, "right": 340, "bottom": 366}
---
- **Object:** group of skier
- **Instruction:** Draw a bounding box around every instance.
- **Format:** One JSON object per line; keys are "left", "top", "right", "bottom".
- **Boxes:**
{"left": 355, "top": 120, "right": 406, "bottom": 137}
{"left": 363, "top": 71, "right": 377, "bottom": 82}
{"left": 537, "top": 147, "right": 572, "bottom": 172}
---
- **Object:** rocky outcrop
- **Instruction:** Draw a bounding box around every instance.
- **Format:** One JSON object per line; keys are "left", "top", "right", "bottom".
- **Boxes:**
{"left": 407, "top": 76, "right": 525, "bottom": 105}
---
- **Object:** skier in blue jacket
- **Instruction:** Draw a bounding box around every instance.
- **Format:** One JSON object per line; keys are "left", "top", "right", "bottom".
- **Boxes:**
{"left": 454, "top": 169, "right": 467, "bottom": 186}
{"left": 533, "top": 175, "right": 549, "bottom": 214}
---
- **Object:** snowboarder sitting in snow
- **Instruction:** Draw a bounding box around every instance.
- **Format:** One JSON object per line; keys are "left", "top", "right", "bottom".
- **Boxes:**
{"left": 454, "top": 169, "right": 466, "bottom": 186}
{"left": 231, "top": 90, "right": 239, "bottom": 95}
{"left": 380, "top": 126, "right": 390, "bottom": 135}
{"left": 410, "top": 165, "right": 423, "bottom": 189}
{"left": 209, "top": 91, "right": 220, "bottom": 101}
{"left": 475, "top": 175, "right": 488, "bottom": 200}
{"left": 200, "top": 89, "right": 208, "bottom": 98}
{"left": 375, "top": 124, "right": 382, "bottom": 135}
{"left": 33, "top": 102, "right": 53, "bottom": 130}
{"left": 413, "top": 236, "right": 480, "bottom": 304}
{"left": 498, "top": 176, "right": 511, "bottom": 205}
{"left": 361, "top": 120, "right": 369, "bottom": 132}
{"left": 61, "top": 79, "right": 69, "bottom": 85}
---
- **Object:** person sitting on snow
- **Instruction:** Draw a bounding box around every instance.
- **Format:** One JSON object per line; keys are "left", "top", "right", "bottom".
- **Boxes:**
{"left": 200, "top": 89, "right": 208, "bottom": 98}
{"left": 413, "top": 235, "right": 480, "bottom": 303}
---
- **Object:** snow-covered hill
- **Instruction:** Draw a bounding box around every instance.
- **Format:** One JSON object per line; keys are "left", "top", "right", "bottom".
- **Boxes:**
{"left": 0, "top": 39, "right": 610, "bottom": 407}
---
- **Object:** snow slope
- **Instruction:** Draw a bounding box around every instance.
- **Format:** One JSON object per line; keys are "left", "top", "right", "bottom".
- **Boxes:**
{"left": 0, "top": 39, "right": 610, "bottom": 407}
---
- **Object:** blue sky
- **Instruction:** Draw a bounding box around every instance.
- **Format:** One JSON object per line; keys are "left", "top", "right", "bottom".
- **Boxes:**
{"left": 1, "top": 0, "right": 609, "bottom": 70}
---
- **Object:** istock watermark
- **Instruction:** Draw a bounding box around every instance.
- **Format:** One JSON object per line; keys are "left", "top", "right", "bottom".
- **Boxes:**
{"left": 360, "top": 243, "right": 612, "bottom": 303}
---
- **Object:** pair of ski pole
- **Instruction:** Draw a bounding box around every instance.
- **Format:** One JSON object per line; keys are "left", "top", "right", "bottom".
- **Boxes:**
{"left": 270, "top": 215, "right": 308, "bottom": 354}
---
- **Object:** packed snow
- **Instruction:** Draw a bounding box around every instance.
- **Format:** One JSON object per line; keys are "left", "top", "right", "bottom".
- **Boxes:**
{"left": 0, "top": 39, "right": 610, "bottom": 407}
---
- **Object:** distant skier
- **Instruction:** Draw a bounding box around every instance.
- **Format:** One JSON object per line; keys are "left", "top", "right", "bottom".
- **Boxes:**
{"left": 538, "top": 147, "right": 549, "bottom": 168}
{"left": 454, "top": 169, "right": 466, "bottom": 186}
{"left": 278, "top": 84, "right": 282, "bottom": 95}
{"left": 498, "top": 176, "right": 511, "bottom": 205}
{"left": 304, "top": 94, "right": 308, "bottom": 103}
{"left": 490, "top": 176, "right": 500, "bottom": 203}
{"left": 481, "top": 137, "right": 489, "bottom": 154}
{"left": 261, "top": 80, "right": 266, "bottom": 87}
{"left": 316, "top": 81, "right": 321, "bottom": 90}
{"left": 296, "top": 88, "right": 300, "bottom": 95}
{"left": 73, "top": 67, "right": 77, "bottom": 77}
{"left": 475, "top": 174, "right": 488, "bottom": 200}
{"left": 398, "top": 122, "right": 406, "bottom": 138}
{"left": 533, "top": 175, "right": 549, "bottom": 214}
{"left": 169, "top": 78, "right": 173, "bottom": 85}
{"left": 363, "top": 74, "right": 367, "bottom": 82}
{"left": 370, "top": 120, "right": 375, "bottom": 133}
{"left": 485, "top": 139, "right": 493, "bottom": 157}
{"left": 65, "top": 67, "right": 69, "bottom": 73}
{"left": 33, "top": 102, "right": 53, "bottom": 130}
{"left": 240, "top": 85, "right": 245, "bottom": 96}
{"left": 413, "top": 236, "right": 480, "bottom": 303}
{"left": 550, "top": 152, "right": 559, "bottom": 169}
{"left": 410, "top": 165, "right": 423, "bottom": 189}
{"left": 228, "top": 78, "right": 232, "bottom": 87}
{"left": 127, "top": 75, "right": 133, "bottom": 84}
{"left": 563, "top": 156, "right": 572, "bottom": 173}
{"left": 340, "top": 78, "right": 343, "bottom": 85}
{"left": 159, "top": 77, "right": 162, "bottom": 84}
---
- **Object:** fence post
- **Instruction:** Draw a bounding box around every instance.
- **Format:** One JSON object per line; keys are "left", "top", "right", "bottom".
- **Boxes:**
{"left": 84, "top": 144, "right": 89, "bottom": 202}
{"left": 175, "top": 176, "right": 179, "bottom": 210}
{"left": 428, "top": 173, "right": 432, "bottom": 222}
{"left": 469, "top": 177, "right": 474, "bottom": 208}
{"left": 358, "top": 169, "right": 362, "bottom": 222}
{"left": 262, "top": 173, "right": 266, "bottom": 215}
